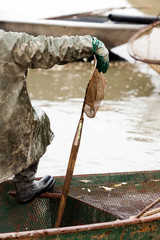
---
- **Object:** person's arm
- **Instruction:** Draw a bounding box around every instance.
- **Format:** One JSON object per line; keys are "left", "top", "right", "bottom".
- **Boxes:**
{"left": 9, "top": 31, "right": 109, "bottom": 73}
{"left": 12, "top": 33, "right": 93, "bottom": 69}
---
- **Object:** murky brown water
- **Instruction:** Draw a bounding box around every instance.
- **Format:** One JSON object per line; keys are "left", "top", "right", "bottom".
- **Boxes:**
{"left": 27, "top": 62, "right": 154, "bottom": 101}
{"left": 27, "top": 61, "right": 160, "bottom": 177}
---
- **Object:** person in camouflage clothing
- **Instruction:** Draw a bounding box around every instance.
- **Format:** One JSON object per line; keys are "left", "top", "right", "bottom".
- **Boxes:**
{"left": 0, "top": 29, "right": 109, "bottom": 203}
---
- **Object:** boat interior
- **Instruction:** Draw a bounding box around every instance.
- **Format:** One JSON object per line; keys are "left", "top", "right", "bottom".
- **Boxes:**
{"left": 1, "top": 170, "right": 160, "bottom": 233}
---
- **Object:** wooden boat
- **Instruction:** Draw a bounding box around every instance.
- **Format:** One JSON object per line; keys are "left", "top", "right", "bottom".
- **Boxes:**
{"left": 1, "top": 170, "right": 160, "bottom": 239}
{"left": 0, "top": 15, "right": 145, "bottom": 50}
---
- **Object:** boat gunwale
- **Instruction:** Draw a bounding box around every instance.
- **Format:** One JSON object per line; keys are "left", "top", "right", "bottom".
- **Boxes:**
{"left": 53, "top": 169, "right": 160, "bottom": 180}
{"left": 1, "top": 214, "right": 160, "bottom": 239}
{"left": 0, "top": 18, "right": 144, "bottom": 30}
{"left": 3, "top": 168, "right": 160, "bottom": 184}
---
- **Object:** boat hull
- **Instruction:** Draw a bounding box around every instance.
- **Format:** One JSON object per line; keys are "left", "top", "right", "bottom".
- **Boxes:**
{"left": 0, "top": 19, "right": 142, "bottom": 49}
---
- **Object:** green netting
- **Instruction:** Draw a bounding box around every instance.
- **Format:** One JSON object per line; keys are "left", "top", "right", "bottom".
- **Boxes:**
{"left": 1, "top": 171, "right": 160, "bottom": 234}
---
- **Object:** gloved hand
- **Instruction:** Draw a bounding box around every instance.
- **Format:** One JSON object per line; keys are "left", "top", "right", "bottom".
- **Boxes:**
{"left": 92, "top": 37, "right": 109, "bottom": 73}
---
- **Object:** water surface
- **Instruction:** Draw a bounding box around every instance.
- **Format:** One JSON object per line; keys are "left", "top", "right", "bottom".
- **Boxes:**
{"left": 27, "top": 61, "right": 160, "bottom": 177}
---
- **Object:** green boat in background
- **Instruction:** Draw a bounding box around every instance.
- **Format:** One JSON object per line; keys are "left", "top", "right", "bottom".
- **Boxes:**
{"left": 1, "top": 170, "right": 160, "bottom": 239}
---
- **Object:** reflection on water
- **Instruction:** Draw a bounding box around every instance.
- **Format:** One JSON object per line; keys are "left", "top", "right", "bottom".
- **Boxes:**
{"left": 27, "top": 62, "right": 160, "bottom": 177}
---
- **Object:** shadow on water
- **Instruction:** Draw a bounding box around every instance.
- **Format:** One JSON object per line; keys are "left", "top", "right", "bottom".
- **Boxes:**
{"left": 27, "top": 61, "right": 160, "bottom": 176}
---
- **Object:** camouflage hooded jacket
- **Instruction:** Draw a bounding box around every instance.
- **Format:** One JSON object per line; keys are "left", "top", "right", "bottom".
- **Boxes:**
{"left": 0, "top": 30, "right": 93, "bottom": 183}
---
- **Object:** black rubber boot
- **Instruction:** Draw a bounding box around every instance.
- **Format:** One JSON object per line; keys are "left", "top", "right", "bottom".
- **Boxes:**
{"left": 13, "top": 162, "right": 55, "bottom": 204}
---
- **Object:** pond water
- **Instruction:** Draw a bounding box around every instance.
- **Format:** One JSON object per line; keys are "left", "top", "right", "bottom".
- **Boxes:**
{"left": 27, "top": 61, "right": 160, "bottom": 177}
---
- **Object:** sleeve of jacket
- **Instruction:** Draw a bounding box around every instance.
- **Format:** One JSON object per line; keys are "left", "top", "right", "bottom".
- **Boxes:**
{"left": 12, "top": 33, "right": 93, "bottom": 69}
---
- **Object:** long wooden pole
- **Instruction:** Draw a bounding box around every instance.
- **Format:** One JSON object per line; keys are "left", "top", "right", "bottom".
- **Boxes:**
{"left": 54, "top": 115, "right": 84, "bottom": 228}
{"left": 55, "top": 58, "right": 96, "bottom": 228}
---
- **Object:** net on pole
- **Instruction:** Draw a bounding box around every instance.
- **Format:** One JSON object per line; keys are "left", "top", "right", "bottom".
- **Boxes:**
{"left": 128, "top": 20, "right": 160, "bottom": 74}
{"left": 84, "top": 60, "right": 107, "bottom": 118}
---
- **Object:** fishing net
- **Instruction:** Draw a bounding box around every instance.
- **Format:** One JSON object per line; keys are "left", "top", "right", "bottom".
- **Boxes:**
{"left": 128, "top": 20, "right": 160, "bottom": 74}
{"left": 1, "top": 171, "right": 160, "bottom": 236}
{"left": 84, "top": 60, "right": 107, "bottom": 118}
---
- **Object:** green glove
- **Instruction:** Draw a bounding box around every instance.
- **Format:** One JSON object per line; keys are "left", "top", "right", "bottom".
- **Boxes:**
{"left": 92, "top": 37, "right": 109, "bottom": 73}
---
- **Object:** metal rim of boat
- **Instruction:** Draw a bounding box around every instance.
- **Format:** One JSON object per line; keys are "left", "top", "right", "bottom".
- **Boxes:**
{"left": 1, "top": 214, "right": 160, "bottom": 239}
